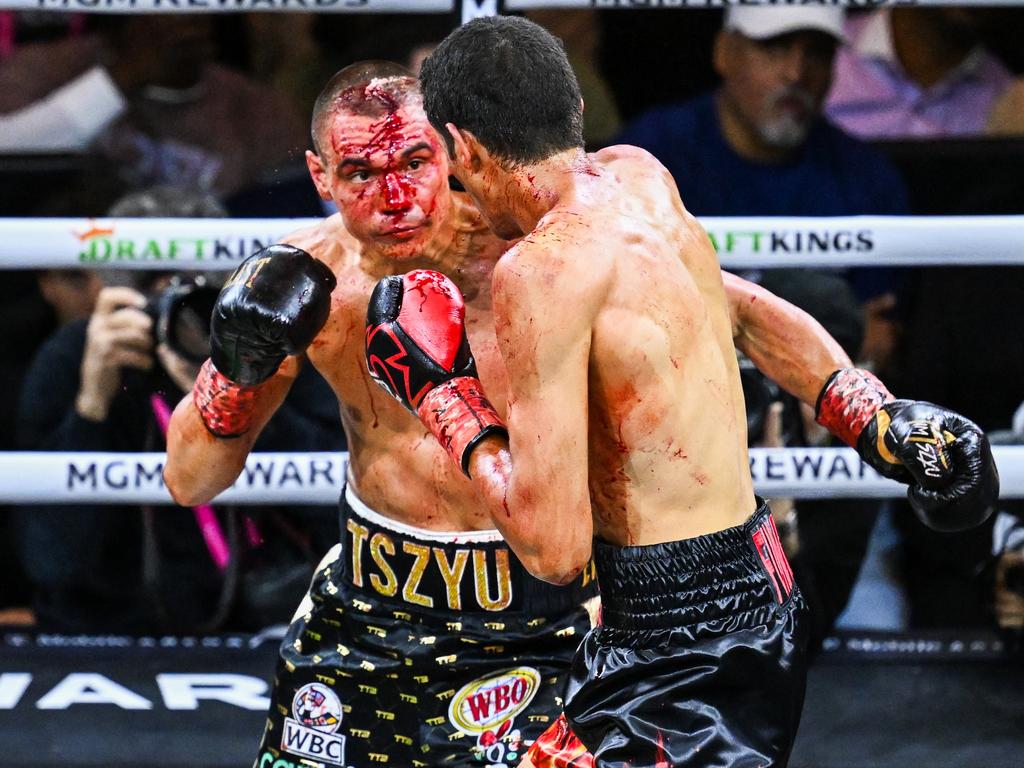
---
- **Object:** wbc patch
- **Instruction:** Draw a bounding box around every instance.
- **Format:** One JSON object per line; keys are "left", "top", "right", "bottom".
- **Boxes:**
{"left": 281, "top": 683, "right": 346, "bottom": 766}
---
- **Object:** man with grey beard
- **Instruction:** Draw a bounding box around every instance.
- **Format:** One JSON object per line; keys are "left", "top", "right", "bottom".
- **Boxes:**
{"left": 617, "top": 7, "right": 906, "bottom": 221}
{"left": 616, "top": 6, "right": 910, "bottom": 655}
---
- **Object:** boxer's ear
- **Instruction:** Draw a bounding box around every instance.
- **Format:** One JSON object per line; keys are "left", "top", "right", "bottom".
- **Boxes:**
{"left": 445, "top": 124, "right": 483, "bottom": 174}
{"left": 305, "top": 150, "right": 331, "bottom": 202}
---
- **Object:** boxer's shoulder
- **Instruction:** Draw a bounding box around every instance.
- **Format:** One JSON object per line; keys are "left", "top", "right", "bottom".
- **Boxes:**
{"left": 280, "top": 213, "right": 360, "bottom": 273}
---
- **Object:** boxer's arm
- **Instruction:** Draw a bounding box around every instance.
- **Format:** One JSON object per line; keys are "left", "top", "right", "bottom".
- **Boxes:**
{"left": 164, "top": 359, "right": 298, "bottom": 506}
{"left": 467, "top": 243, "right": 598, "bottom": 585}
{"left": 723, "top": 271, "right": 852, "bottom": 407}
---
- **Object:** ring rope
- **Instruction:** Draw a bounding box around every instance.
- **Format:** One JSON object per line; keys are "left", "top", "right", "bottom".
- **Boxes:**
{"left": 5, "top": 0, "right": 1023, "bottom": 13}
{"left": 3, "top": 215, "right": 1024, "bottom": 269}
{"left": 2, "top": 447, "right": 1023, "bottom": 505}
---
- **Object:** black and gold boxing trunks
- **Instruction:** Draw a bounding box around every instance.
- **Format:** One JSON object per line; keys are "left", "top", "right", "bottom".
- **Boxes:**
{"left": 255, "top": 485, "right": 598, "bottom": 768}
{"left": 535, "top": 500, "right": 808, "bottom": 768}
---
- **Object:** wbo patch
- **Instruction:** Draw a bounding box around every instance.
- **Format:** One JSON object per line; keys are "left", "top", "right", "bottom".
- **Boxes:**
{"left": 280, "top": 682, "right": 346, "bottom": 767}
{"left": 449, "top": 667, "right": 541, "bottom": 765}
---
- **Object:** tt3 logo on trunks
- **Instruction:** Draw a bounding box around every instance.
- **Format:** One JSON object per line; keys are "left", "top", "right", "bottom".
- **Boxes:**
{"left": 448, "top": 668, "right": 540, "bottom": 766}
{"left": 346, "top": 520, "right": 514, "bottom": 611}
{"left": 280, "top": 683, "right": 346, "bottom": 766}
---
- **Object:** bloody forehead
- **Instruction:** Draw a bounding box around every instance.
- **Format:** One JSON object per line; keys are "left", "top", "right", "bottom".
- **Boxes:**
{"left": 326, "top": 81, "right": 436, "bottom": 164}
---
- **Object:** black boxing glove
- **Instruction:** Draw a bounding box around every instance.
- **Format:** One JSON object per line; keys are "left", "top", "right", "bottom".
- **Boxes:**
{"left": 816, "top": 368, "right": 999, "bottom": 532}
{"left": 365, "top": 269, "right": 506, "bottom": 476}
{"left": 193, "top": 244, "right": 336, "bottom": 437}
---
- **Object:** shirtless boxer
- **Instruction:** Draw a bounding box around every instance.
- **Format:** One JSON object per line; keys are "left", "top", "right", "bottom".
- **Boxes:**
{"left": 356, "top": 17, "right": 1000, "bottom": 767}
{"left": 164, "top": 62, "right": 598, "bottom": 768}
{"left": 164, "top": 60, "right": 845, "bottom": 768}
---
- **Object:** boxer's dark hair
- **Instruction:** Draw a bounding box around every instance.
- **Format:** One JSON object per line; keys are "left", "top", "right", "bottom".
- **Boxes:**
{"left": 311, "top": 60, "right": 417, "bottom": 155}
{"left": 420, "top": 16, "right": 583, "bottom": 167}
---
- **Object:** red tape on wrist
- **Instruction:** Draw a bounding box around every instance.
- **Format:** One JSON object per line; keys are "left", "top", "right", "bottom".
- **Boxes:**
{"left": 193, "top": 359, "right": 259, "bottom": 438}
{"left": 416, "top": 377, "right": 507, "bottom": 477}
{"left": 815, "top": 367, "right": 895, "bottom": 448}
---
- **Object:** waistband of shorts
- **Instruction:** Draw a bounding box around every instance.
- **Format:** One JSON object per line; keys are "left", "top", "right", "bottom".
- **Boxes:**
{"left": 595, "top": 498, "right": 790, "bottom": 631}
{"left": 340, "top": 485, "right": 598, "bottom": 616}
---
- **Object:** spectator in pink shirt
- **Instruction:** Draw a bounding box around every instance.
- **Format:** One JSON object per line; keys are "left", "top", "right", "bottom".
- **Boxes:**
{"left": 827, "top": 7, "right": 1011, "bottom": 139}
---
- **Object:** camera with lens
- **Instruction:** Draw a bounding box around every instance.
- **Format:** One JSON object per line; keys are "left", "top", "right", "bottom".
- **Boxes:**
{"left": 145, "top": 274, "right": 220, "bottom": 365}
{"left": 738, "top": 355, "right": 802, "bottom": 446}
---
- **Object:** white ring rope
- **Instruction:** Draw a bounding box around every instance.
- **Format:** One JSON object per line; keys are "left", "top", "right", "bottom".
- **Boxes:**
{"left": 0, "top": 0, "right": 452, "bottom": 11}
{"left": 5, "top": 0, "right": 1024, "bottom": 13}
{"left": 4, "top": 215, "right": 1024, "bottom": 269}
{"left": 2, "top": 447, "right": 1023, "bottom": 505}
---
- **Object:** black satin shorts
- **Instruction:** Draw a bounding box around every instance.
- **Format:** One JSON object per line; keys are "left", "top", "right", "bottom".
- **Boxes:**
{"left": 564, "top": 501, "right": 809, "bottom": 768}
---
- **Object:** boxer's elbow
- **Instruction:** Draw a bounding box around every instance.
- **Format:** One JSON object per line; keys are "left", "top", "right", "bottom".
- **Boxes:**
{"left": 164, "top": 463, "right": 215, "bottom": 507}
{"left": 516, "top": 509, "right": 592, "bottom": 585}
{"left": 521, "top": 546, "right": 590, "bottom": 586}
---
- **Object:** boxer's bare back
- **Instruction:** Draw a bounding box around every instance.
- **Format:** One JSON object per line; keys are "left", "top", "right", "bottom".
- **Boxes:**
{"left": 468, "top": 144, "right": 756, "bottom": 559}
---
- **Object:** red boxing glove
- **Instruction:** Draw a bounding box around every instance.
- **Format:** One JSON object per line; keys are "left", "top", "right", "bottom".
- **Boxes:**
{"left": 365, "top": 270, "right": 507, "bottom": 476}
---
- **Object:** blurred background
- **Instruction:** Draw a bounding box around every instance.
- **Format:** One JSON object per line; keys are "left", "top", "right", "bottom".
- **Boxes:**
{"left": 2, "top": 4, "right": 1024, "bottom": 767}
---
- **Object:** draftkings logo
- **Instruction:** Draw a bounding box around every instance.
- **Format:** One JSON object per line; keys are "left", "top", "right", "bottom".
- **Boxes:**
{"left": 71, "top": 221, "right": 272, "bottom": 264}
{"left": 707, "top": 228, "right": 875, "bottom": 255}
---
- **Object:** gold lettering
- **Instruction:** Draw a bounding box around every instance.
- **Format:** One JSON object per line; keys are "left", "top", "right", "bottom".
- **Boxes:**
{"left": 360, "top": 660, "right": 376, "bottom": 672}
{"left": 419, "top": 636, "right": 436, "bottom": 645}
{"left": 400, "top": 693, "right": 418, "bottom": 703}
{"left": 425, "top": 716, "right": 445, "bottom": 726}
{"left": 367, "top": 626, "right": 387, "bottom": 638}
{"left": 433, "top": 548, "right": 469, "bottom": 610}
{"left": 315, "top": 674, "right": 335, "bottom": 685}
{"left": 474, "top": 548, "right": 512, "bottom": 611}
{"left": 394, "top": 735, "right": 413, "bottom": 746}
{"left": 528, "top": 715, "right": 551, "bottom": 723}
{"left": 580, "top": 559, "right": 597, "bottom": 587}
{"left": 445, "top": 621, "right": 463, "bottom": 632}
{"left": 484, "top": 621, "right": 505, "bottom": 631}
{"left": 369, "top": 532, "right": 398, "bottom": 596}
{"left": 352, "top": 599, "right": 372, "bottom": 612}
{"left": 435, "top": 689, "right": 455, "bottom": 701}
{"left": 358, "top": 684, "right": 378, "bottom": 694}
{"left": 375, "top": 710, "right": 395, "bottom": 721}
{"left": 305, "top": 630, "right": 322, "bottom": 641}
{"left": 337, "top": 644, "right": 350, "bottom": 656}
{"left": 527, "top": 617, "right": 546, "bottom": 628}
{"left": 223, "top": 256, "right": 271, "bottom": 290}
{"left": 555, "top": 627, "right": 576, "bottom": 638}
{"left": 350, "top": 728, "right": 371, "bottom": 739}
{"left": 368, "top": 753, "right": 388, "bottom": 763}
{"left": 436, "top": 654, "right": 457, "bottom": 665}
{"left": 347, "top": 520, "right": 370, "bottom": 587}
{"left": 393, "top": 611, "right": 412, "bottom": 621}
{"left": 413, "top": 675, "right": 429, "bottom": 684}
{"left": 448, "top": 731, "right": 466, "bottom": 742}
{"left": 402, "top": 542, "right": 434, "bottom": 608}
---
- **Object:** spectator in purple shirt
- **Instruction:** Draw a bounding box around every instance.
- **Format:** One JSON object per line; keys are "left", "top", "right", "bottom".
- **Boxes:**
{"left": 827, "top": 7, "right": 1012, "bottom": 139}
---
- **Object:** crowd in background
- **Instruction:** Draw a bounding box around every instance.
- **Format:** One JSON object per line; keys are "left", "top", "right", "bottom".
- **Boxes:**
{"left": 1, "top": 6, "right": 1023, "bottom": 647}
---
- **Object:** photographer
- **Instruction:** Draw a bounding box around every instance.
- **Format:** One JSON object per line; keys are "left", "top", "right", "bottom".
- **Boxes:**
{"left": 13, "top": 187, "right": 342, "bottom": 634}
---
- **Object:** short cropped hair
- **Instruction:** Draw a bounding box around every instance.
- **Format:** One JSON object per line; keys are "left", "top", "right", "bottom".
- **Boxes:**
{"left": 310, "top": 60, "right": 418, "bottom": 155}
{"left": 420, "top": 16, "right": 584, "bottom": 167}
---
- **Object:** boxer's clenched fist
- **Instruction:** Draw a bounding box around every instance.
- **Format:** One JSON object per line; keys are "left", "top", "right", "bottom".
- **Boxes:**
{"left": 366, "top": 269, "right": 506, "bottom": 476}
{"left": 816, "top": 367, "right": 999, "bottom": 532}
{"left": 194, "top": 244, "right": 336, "bottom": 437}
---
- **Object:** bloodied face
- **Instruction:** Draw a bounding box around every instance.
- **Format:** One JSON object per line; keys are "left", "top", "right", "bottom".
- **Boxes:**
{"left": 307, "top": 84, "right": 453, "bottom": 260}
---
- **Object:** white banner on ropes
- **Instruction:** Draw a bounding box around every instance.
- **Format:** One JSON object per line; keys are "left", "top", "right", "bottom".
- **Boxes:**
{"left": 508, "top": 1, "right": 1024, "bottom": 8}
{"left": 2, "top": 447, "right": 1023, "bottom": 505}
{"left": 1, "top": 0, "right": 451, "bottom": 12}
{"left": 4, "top": 215, "right": 1024, "bottom": 269}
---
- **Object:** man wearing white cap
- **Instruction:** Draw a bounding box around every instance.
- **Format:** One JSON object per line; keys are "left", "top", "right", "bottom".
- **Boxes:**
{"left": 617, "top": 6, "right": 906, "bottom": 217}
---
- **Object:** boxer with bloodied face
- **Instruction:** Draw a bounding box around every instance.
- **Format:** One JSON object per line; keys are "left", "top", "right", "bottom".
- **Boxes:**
{"left": 163, "top": 57, "right": 988, "bottom": 767}
{"left": 338, "top": 17, "right": 1000, "bottom": 768}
